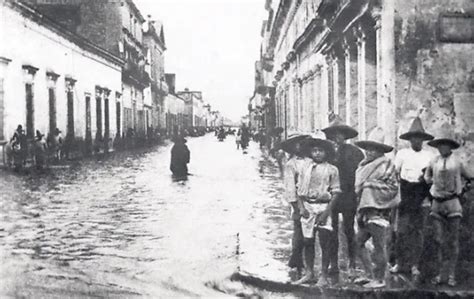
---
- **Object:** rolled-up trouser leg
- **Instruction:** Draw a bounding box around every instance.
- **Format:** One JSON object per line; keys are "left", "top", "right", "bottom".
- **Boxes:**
{"left": 369, "top": 223, "right": 389, "bottom": 281}
{"left": 356, "top": 226, "right": 373, "bottom": 279}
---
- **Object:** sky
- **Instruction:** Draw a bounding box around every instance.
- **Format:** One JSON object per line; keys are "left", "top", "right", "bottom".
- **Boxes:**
{"left": 135, "top": 0, "right": 266, "bottom": 122}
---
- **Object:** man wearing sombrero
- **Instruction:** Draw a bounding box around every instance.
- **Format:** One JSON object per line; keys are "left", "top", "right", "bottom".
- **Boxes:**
{"left": 281, "top": 132, "right": 311, "bottom": 278}
{"left": 424, "top": 123, "right": 473, "bottom": 287}
{"left": 294, "top": 132, "right": 341, "bottom": 286}
{"left": 322, "top": 116, "right": 364, "bottom": 276}
{"left": 354, "top": 127, "right": 400, "bottom": 288}
{"left": 391, "top": 117, "right": 434, "bottom": 280}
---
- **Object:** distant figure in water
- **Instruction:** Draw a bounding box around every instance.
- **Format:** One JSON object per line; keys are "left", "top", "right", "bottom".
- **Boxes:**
{"left": 170, "top": 136, "right": 190, "bottom": 177}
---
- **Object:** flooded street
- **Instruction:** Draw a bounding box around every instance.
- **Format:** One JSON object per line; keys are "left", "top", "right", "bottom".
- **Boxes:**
{"left": 0, "top": 134, "right": 295, "bottom": 298}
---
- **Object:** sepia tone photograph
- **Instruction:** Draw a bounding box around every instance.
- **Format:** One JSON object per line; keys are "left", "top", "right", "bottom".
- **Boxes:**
{"left": 0, "top": 0, "right": 474, "bottom": 297}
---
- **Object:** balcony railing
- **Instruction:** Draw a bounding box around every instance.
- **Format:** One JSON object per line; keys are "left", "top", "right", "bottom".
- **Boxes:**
{"left": 123, "top": 60, "right": 150, "bottom": 88}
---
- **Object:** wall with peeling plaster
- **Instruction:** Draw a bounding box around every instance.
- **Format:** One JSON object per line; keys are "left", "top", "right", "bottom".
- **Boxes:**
{"left": 393, "top": 0, "right": 474, "bottom": 168}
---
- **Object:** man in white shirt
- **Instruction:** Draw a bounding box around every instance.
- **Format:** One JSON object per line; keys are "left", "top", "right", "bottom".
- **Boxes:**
{"left": 391, "top": 117, "right": 434, "bottom": 281}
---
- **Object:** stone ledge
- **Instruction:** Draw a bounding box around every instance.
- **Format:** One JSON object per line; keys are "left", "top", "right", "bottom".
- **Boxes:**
{"left": 230, "top": 271, "right": 474, "bottom": 298}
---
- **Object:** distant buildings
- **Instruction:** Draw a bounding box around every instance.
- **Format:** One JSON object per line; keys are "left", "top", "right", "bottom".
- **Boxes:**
{"left": 177, "top": 89, "right": 208, "bottom": 130}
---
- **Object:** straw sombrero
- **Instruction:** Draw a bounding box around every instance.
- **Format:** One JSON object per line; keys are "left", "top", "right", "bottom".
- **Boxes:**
{"left": 399, "top": 117, "right": 434, "bottom": 141}
{"left": 427, "top": 123, "right": 460, "bottom": 149}
{"left": 322, "top": 115, "right": 358, "bottom": 140}
{"left": 279, "top": 133, "right": 310, "bottom": 154}
{"left": 301, "top": 131, "right": 335, "bottom": 159}
{"left": 355, "top": 127, "right": 393, "bottom": 153}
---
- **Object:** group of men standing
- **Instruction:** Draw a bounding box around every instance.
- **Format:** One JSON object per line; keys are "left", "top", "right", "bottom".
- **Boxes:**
{"left": 280, "top": 116, "right": 472, "bottom": 289}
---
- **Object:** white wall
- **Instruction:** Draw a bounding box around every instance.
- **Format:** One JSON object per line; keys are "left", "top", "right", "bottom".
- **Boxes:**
{"left": 0, "top": 3, "right": 122, "bottom": 141}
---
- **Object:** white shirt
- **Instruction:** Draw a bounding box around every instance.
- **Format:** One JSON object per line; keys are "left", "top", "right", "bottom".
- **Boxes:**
{"left": 394, "top": 147, "right": 434, "bottom": 183}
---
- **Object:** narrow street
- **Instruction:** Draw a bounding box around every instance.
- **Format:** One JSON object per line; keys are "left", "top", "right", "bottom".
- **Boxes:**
{"left": 0, "top": 134, "right": 295, "bottom": 298}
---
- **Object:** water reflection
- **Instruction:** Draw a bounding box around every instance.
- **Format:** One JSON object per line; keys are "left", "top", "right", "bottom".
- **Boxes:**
{"left": 0, "top": 135, "right": 296, "bottom": 297}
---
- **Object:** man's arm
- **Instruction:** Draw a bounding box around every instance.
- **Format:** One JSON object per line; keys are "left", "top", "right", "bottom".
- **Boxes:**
{"left": 424, "top": 159, "right": 434, "bottom": 185}
{"left": 283, "top": 162, "right": 301, "bottom": 219}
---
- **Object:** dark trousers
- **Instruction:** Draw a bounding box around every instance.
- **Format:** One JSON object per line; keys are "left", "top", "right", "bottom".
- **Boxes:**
{"left": 289, "top": 219, "right": 304, "bottom": 269}
{"left": 395, "top": 180, "right": 430, "bottom": 271}
{"left": 329, "top": 193, "right": 357, "bottom": 269}
{"left": 357, "top": 221, "right": 389, "bottom": 280}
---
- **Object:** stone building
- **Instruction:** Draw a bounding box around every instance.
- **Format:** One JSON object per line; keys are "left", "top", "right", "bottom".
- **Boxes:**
{"left": 0, "top": 0, "right": 123, "bottom": 157}
{"left": 255, "top": 0, "right": 474, "bottom": 162}
{"left": 24, "top": 0, "right": 151, "bottom": 141}
{"left": 143, "top": 17, "right": 168, "bottom": 133}
{"left": 163, "top": 74, "right": 185, "bottom": 137}
{"left": 177, "top": 89, "right": 207, "bottom": 130}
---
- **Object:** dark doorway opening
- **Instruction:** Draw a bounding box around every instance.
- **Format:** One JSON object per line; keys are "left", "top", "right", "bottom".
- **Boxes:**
{"left": 48, "top": 88, "right": 57, "bottom": 136}
{"left": 85, "top": 95, "right": 92, "bottom": 154}
{"left": 96, "top": 97, "right": 102, "bottom": 141}
{"left": 67, "top": 90, "right": 74, "bottom": 139}
{"left": 25, "top": 83, "right": 34, "bottom": 139}
{"left": 104, "top": 97, "right": 110, "bottom": 152}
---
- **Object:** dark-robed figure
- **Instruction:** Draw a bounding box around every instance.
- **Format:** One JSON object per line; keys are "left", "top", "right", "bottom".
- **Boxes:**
{"left": 170, "top": 136, "right": 190, "bottom": 177}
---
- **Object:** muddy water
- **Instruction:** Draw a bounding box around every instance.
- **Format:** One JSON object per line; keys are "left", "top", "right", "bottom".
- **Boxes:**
{"left": 0, "top": 134, "right": 296, "bottom": 298}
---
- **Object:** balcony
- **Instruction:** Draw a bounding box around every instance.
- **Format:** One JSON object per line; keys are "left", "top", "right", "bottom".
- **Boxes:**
{"left": 122, "top": 60, "right": 150, "bottom": 89}
{"left": 151, "top": 79, "right": 169, "bottom": 96}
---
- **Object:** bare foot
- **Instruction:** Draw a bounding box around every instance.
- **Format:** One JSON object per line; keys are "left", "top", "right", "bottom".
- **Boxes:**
{"left": 294, "top": 272, "right": 316, "bottom": 285}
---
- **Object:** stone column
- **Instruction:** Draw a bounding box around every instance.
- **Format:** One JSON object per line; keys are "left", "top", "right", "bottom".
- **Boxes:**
{"left": 374, "top": 1, "right": 396, "bottom": 146}
{"left": 312, "top": 65, "right": 321, "bottom": 129}
{"left": 331, "top": 55, "right": 339, "bottom": 115}
{"left": 320, "top": 60, "right": 329, "bottom": 129}
{"left": 343, "top": 40, "right": 352, "bottom": 126}
{"left": 356, "top": 25, "right": 367, "bottom": 139}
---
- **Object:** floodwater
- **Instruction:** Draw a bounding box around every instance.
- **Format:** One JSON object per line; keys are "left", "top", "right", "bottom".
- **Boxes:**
{"left": 0, "top": 134, "right": 296, "bottom": 298}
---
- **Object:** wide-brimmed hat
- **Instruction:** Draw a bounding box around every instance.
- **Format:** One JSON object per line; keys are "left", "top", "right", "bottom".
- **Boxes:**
{"left": 279, "top": 133, "right": 310, "bottom": 153}
{"left": 355, "top": 127, "right": 394, "bottom": 153}
{"left": 399, "top": 117, "right": 434, "bottom": 141}
{"left": 35, "top": 130, "right": 44, "bottom": 139}
{"left": 301, "top": 131, "right": 335, "bottom": 159}
{"left": 322, "top": 115, "right": 358, "bottom": 140}
{"left": 173, "top": 136, "right": 187, "bottom": 143}
{"left": 273, "top": 127, "right": 284, "bottom": 136}
{"left": 427, "top": 123, "right": 460, "bottom": 149}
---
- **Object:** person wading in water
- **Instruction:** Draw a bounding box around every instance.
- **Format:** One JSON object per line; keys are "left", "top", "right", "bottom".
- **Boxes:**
{"left": 170, "top": 136, "right": 190, "bottom": 178}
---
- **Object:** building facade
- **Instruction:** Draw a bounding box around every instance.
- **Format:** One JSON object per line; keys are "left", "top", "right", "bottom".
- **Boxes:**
{"left": 0, "top": 1, "right": 123, "bottom": 157}
{"left": 177, "top": 89, "right": 208, "bottom": 130}
{"left": 143, "top": 17, "right": 168, "bottom": 133}
{"left": 255, "top": 0, "right": 474, "bottom": 161}
{"left": 26, "top": 0, "right": 151, "bottom": 141}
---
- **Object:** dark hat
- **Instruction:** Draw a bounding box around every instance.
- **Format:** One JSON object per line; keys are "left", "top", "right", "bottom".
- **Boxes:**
{"left": 279, "top": 133, "right": 310, "bottom": 154}
{"left": 301, "top": 131, "right": 335, "bottom": 159}
{"left": 173, "top": 136, "right": 187, "bottom": 143}
{"left": 322, "top": 115, "right": 358, "bottom": 140}
{"left": 273, "top": 127, "right": 284, "bottom": 136}
{"left": 35, "top": 130, "right": 44, "bottom": 139}
{"left": 427, "top": 123, "right": 460, "bottom": 149}
{"left": 355, "top": 127, "right": 394, "bottom": 153}
{"left": 399, "top": 117, "right": 434, "bottom": 141}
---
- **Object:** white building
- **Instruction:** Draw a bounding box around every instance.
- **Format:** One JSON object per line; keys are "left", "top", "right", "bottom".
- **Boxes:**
{"left": 163, "top": 93, "right": 185, "bottom": 137}
{"left": 0, "top": 1, "right": 123, "bottom": 156}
